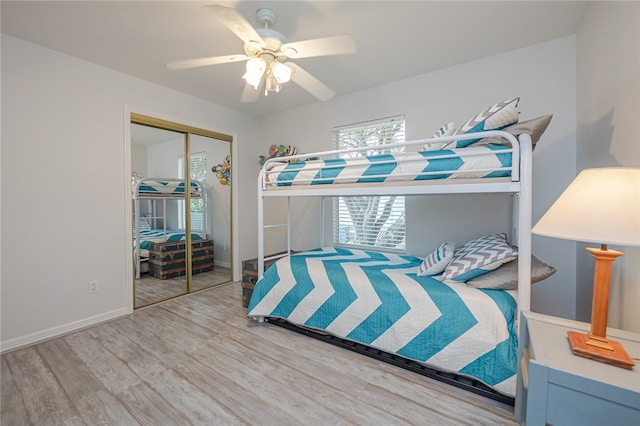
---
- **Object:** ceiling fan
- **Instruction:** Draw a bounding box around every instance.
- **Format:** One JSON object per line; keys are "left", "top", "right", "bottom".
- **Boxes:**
{"left": 167, "top": 4, "right": 356, "bottom": 103}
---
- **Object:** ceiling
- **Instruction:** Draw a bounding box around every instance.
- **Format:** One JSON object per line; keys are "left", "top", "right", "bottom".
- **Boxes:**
{"left": 1, "top": 1, "right": 589, "bottom": 117}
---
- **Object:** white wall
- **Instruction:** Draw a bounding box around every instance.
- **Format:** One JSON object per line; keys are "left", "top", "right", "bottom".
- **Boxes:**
{"left": 576, "top": 2, "right": 640, "bottom": 332}
{"left": 147, "top": 137, "right": 184, "bottom": 230}
{"left": 1, "top": 34, "right": 255, "bottom": 350}
{"left": 256, "top": 37, "right": 578, "bottom": 318}
{"left": 131, "top": 144, "right": 148, "bottom": 176}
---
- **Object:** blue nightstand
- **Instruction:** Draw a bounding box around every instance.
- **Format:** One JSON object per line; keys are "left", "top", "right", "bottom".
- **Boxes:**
{"left": 514, "top": 311, "right": 640, "bottom": 425}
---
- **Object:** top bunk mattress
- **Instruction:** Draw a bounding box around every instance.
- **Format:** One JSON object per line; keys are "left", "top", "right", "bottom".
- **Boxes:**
{"left": 136, "top": 179, "right": 203, "bottom": 196}
{"left": 263, "top": 145, "right": 513, "bottom": 188}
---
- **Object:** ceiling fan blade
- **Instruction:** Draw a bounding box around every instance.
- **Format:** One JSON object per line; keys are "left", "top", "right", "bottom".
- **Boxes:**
{"left": 287, "top": 63, "right": 335, "bottom": 102}
{"left": 240, "top": 80, "right": 263, "bottom": 103}
{"left": 167, "top": 54, "right": 248, "bottom": 70}
{"left": 207, "top": 4, "right": 265, "bottom": 48}
{"left": 281, "top": 36, "right": 356, "bottom": 59}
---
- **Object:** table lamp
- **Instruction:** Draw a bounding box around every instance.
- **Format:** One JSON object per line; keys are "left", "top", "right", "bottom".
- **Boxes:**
{"left": 532, "top": 167, "right": 640, "bottom": 369}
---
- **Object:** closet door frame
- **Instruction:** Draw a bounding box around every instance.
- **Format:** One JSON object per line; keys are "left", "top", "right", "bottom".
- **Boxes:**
{"left": 128, "top": 112, "right": 234, "bottom": 310}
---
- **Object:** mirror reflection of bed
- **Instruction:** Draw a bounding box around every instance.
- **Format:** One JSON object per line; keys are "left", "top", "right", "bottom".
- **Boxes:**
{"left": 131, "top": 121, "right": 232, "bottom": 308}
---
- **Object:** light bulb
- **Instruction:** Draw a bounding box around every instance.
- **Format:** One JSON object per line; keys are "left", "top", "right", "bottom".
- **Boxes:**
{"left": 272, "top": 61, "right": 292, "bottom": 84}
{"left": 242, "top": 58, "right": 266, "bottom": 89}
{"left": 264, "top": 72, "right": 281, "bottom": 95}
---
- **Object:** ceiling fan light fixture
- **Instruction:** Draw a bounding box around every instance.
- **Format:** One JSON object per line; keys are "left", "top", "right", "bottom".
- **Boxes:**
{"left": 243, "top": 57, "right": 266, "bottom": 89}
{"left": 172, "top": 5, "right": 356, "bottom": 102}
{"left": 272, "top": 61, "right": 292, "bottom": 84}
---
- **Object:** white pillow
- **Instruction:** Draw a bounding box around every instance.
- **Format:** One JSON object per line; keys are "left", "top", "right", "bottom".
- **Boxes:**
{"left": 417, "top": 241, "right": 455, "bottom": 276}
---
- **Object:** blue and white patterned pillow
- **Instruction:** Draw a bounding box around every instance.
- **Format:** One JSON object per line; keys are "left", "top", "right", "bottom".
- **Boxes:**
{"left": 417, "top": 241, "right": 455, "bottom": 276}
{"left": 445, "top": 98, "right": 520, "bottom": 149}
{"left": 440, "top": 233, "right": 518, "bottom": 282}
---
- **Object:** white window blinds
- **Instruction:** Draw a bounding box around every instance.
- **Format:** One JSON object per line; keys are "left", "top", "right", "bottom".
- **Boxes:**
{"left": 178, "top": 152, "right": 207, "bottom": 230}
{"left": 332, "top": 115, "right": 406, "bottom": 251}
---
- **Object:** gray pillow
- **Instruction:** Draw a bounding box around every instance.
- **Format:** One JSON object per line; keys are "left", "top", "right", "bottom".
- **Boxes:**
{"left": 466, "top": 254, "right": 556, "bottom": 290}
{"left": 477, "top": 115, "right": 553, "bottom": 149}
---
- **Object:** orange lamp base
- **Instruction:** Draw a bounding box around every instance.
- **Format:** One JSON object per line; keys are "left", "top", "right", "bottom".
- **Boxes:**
{"left": 568, "top": 330, "right": 635, "bottom": 370}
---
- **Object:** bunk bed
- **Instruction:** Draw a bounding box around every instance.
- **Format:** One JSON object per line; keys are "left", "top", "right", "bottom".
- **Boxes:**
{"left": 248, "top": 116, "right": 545, "bottom": 403}
{"left": 133, "top": 177, "right": 208, "bottom": 279}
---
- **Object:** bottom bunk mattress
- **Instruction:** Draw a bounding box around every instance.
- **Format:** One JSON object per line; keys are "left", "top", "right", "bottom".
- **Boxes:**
{"left": 247, "top": 247, "right": 518, "bottom": 397}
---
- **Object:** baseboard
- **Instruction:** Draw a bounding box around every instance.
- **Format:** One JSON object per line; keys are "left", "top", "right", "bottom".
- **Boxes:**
{"left": 0, "top": 307, "right": 129, "bottom": 354}
{"left": 215, "top": 260, "right": 231, "bottom": 269}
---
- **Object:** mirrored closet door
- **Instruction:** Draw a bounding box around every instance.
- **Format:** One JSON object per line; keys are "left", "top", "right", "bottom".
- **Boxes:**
{"left": 131, "top": 114, "right": 233, "bottom": 308}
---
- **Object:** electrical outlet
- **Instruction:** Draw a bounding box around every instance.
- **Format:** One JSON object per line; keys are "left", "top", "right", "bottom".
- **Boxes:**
{"left": 89, "top": 280, "right": 99, "bottom": 294}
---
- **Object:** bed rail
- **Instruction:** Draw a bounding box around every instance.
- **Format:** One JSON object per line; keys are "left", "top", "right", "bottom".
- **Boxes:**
{"left": 259, "top": 130, "right": 520, "bottom": 192}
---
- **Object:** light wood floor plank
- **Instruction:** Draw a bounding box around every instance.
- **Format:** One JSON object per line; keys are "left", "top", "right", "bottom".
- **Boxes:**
{"left": 85, "top": 321, "right": 167, "bottom": 380}
{"left": 142, "top": 368, "right": 243, "bottom": 425}
{"left": 3, "top": 346, "right": 84, "bottom": 425}
{"left": 115, "top": 382, "right": 191, "bottom": 425}
{"left": 1, "top": 282, "right": 517, "bottom": 425}
{"left": 1, "top": 356, "right": 30, "bottom": 425}
{"left": 171, "top": 355, "right": 295, "bottom": 425}
{"left": 61, "top": 331, "right": 142, "bottom": 395}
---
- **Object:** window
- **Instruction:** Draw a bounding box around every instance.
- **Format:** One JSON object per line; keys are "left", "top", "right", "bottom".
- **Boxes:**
{"left": 332, "top": 116, "right": 406, "bottom": 251}
{"left": 178, "top": 152, "right": 207, "bottom": 230}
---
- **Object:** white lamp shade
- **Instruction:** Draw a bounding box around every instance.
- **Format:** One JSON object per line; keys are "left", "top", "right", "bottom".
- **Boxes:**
{"left": 532, "top": 168, "right": 640, "bottom": 247}
{"left": 243, "top": 58, "right": 266, "bottom": 89}
{"left": 272, "top": 61, "right": 292, "bottom": 84}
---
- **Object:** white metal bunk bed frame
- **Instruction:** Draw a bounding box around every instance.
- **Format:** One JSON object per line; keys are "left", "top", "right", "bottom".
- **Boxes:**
{"left": 256, "top": 130, "right": 533, "bottom": 315}
{"left": 133, "top": 177, "right": 208, "bottom": 279}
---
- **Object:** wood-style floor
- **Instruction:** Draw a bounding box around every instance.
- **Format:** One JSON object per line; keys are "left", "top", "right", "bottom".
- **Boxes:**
{"left": 1, "top": 282, "right": 518, "bottom": 425}
{"left": 134, "top": 266, "right": 232, "bottom": 308}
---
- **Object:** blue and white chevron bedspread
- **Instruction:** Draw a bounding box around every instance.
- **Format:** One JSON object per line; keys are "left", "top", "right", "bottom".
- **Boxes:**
{"left": 247, "top": 247, "right": 518, "bottom": 397}
{"left": 138, "top": 180, "right": 200, "bottom": 195}
{"left": 265, "top": 145, "right": 512, "bottom": 186}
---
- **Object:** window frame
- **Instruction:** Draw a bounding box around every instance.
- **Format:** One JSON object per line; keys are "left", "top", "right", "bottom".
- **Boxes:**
{"left": 331, "top": 115, "right": 406, "bottom": 252}
{"left": 178, "top": 151, "right": 207, "bottom": 230}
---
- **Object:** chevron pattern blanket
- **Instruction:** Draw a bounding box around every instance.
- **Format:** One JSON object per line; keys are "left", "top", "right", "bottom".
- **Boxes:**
{"left": 247, "top": 247, "right": 518, "bottom": 397}
{"left": 138, "top": 179, "right": 200, "bottom": 195}
{"left": 264, "top": 145, "right": 512, "bottom": 187}
{"left": 135, "top": 229, "right": 205, "bottom": 250}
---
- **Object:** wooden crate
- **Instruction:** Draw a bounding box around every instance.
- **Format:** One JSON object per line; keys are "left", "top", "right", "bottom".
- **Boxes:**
{"left": 242, "top": 251, "right": 297, "bottom": 308}
{"left": 149, "top": 239, "right": 214, "bottom": 280}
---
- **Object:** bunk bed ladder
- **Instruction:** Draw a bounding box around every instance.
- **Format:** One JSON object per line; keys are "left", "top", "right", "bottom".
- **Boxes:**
{"left": 258, "top": 195, "right": 292, "bottom": 277}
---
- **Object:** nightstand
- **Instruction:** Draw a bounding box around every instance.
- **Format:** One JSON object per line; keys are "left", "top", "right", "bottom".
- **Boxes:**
{"left": 514, "top": 311, "right": 640, "bottom": 425}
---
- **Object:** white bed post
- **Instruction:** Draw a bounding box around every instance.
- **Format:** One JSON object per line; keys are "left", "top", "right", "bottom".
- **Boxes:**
{"left": 321, "top": 197, "right": 326, "bottom": 247}
{"left": 517, "top": 133, "right": 533, "bottom": 316}
{"left": 287, "top": 196, "right": 291, "bottom": 255}
{"left": 258, "top": 184, "right": 265, "bottom": 278}
{"left": 134, "top": 183, "right": 141, "bottom": 279}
